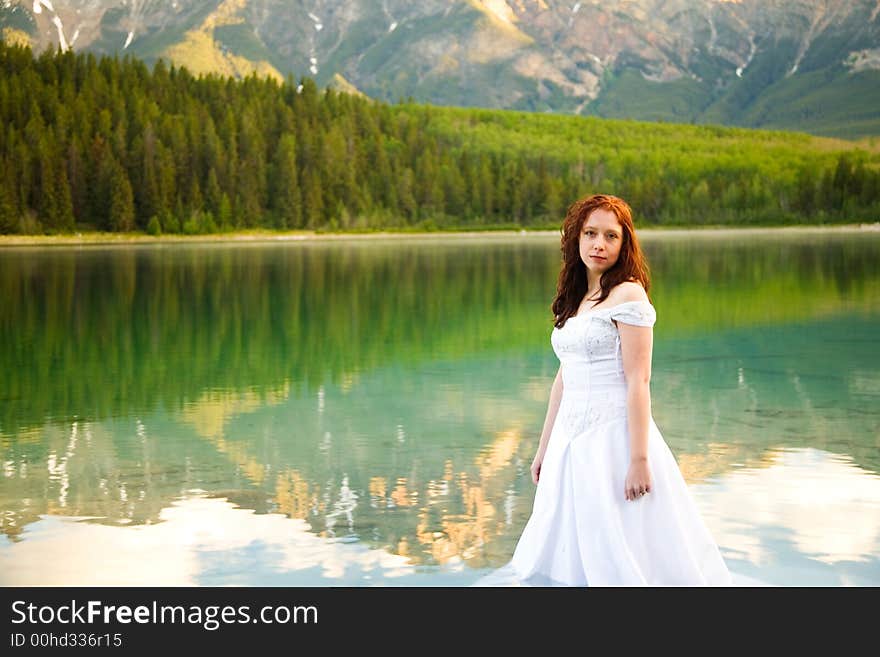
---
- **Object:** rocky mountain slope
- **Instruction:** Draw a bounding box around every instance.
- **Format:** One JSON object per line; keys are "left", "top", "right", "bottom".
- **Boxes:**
{"left": 2, "top": 1, "right": 879, "bottom": 137}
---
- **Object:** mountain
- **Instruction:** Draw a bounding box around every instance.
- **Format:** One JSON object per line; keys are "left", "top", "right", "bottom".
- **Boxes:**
{"left": 2, "top": 0, "right": 879, "bottom": 138}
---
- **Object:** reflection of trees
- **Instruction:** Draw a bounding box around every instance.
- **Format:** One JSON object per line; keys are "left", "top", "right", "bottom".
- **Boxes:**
{"left": 645, "top": 232, "right": 880, "bottom": 334}
{"left": 3, "top": 234, "right": 879, "bottom": 436}
{"left": 0, "top": 239, "right": 553, "bottom": 434}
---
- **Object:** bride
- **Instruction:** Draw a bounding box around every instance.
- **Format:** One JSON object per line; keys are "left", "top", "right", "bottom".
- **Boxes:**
{"left": 505, "top": 193, "right": 731, "bottom": 586}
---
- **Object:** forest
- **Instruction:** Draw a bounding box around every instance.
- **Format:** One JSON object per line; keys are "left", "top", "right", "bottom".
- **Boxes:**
{"left": 1, "top": 40, "right": 878, "bottom": 235}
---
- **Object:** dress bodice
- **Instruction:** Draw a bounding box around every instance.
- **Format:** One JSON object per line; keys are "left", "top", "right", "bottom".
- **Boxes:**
{"left": 550, "top": 300, "right": 656, "bottom": 435}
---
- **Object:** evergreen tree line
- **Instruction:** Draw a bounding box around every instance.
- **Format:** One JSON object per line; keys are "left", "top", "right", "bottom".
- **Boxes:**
{"left": 0, "top": 41, "right": 878, "bottom": 235}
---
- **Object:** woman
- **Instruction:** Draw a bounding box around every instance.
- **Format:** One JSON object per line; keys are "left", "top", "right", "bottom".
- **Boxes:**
{"left": 509, "top": 194, "right": 731, "bottom": 586}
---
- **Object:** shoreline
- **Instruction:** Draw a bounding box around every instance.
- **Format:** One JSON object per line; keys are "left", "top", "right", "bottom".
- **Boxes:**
{"left": 1, "top": 222, "right": 878, "bottom": 247}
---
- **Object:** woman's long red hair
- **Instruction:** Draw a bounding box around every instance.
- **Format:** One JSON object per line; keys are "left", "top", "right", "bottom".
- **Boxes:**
{"left": 552, "top": 194, "right": 651, "bottom": 328}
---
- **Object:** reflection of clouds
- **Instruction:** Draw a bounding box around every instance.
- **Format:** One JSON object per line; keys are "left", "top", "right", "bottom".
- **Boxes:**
{"left": 694, "top": 448, "right": 880, "bottom": 567}
{"left": 3, "top": 447, "right": 877, "bottom": 585}
{"left": 0, "top": 493, "right": 416, "bottom": 586}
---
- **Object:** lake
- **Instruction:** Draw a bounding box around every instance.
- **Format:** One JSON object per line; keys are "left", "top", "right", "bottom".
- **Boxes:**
{"left": 1, "top": 228, "right": 878, "bottom": 586}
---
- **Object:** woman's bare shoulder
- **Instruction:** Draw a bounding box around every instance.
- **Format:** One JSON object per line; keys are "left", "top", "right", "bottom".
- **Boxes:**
{"left": 609, "top": 280, "right": 649, "bottom": 304}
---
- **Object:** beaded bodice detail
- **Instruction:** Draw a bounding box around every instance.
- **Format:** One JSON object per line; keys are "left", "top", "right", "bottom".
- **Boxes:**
{"left": 550, "top": 300, "right": 656, "bottom": 439}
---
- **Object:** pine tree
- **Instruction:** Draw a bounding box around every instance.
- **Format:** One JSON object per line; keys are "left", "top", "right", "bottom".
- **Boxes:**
{"left": 38, "top": 146, "right": 59, "bottom": 229}
{"left": 397, "top": 167, "right": 417, "bottom": 223}
{"left": 205, "top": 167, "right": 222, "bottom": 217}
{"left": 109, "top": 163, "right": 135, "bottom": 231}
{"left": 188, "top": 176, "right": 203, "bottom": 215}
{"left": 66, "top": 136, "right": 87, "bottom": 223}
{"left": 0, "top": 163, "right": 18, "bottom": 233}
{"left": 218, "top": 192, "right": 233, "bottom": 230}
{"left": 54, "top": 163, "right": 75, "bottom": 232}
{"left": 138, "top": 123, "right": 163, "bottom": 225}
{"left": 271, "top": 134, "right": 303, "bottom": 229}
{"left": 87, "top": 135, "right": 115, "bottom": 229}
{"left": 302, "top": 169, "right": 324, "bottom": 229}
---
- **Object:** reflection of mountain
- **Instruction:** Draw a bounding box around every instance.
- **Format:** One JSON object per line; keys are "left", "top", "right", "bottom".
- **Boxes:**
{"left": 179, "top": 385, "right": 290, "bottom": 441}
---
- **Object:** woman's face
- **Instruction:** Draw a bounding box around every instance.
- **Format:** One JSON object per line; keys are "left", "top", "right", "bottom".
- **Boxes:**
{"left": 579, "top": 207, "right": 624, "bottom": 278}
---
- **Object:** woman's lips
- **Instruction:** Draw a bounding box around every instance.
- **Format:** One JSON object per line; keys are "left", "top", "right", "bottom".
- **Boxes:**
{"left": 590, "top": 255, "right": 606, "bottom": 261}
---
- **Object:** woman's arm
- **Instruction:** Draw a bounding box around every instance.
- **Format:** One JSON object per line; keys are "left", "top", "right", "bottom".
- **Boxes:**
{"left": 619, "top": 320, "right": 654, "bottom": 500}
{"left": 530, "top": 364, "right": 563, "bottom": 484}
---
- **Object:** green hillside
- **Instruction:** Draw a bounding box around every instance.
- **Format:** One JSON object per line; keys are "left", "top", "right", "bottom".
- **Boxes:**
{"left": 0, "top": 40, "right": 878, "bottom": 236}
{"left": 590, "top": 42, "right": 880, "bottom": 140}
{"left": 733, "top": 68, "right": 880, "bottom": 139}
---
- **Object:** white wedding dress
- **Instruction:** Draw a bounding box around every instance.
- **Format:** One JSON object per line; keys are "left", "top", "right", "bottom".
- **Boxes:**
{"left": 507, "top": 300, "right": 732, "bottom": 586}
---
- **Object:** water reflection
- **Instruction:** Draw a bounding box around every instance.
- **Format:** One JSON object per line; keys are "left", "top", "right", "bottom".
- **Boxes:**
{"left": 696, "top": 448, "right": 880, "bottom": 586}
{"left": 1, "top": 231, "right": 879, "bottom": 585}
{"left": 3, "top": 447, "right": 876, "bottom": 586}
{"left": 2, "top": 232, "right": 877, "bottom": 435}
{"left": 0, "top": 494, "right": 435, "bottom": 586}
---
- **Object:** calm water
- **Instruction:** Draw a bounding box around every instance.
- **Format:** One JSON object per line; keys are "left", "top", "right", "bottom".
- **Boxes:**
{"left": 1, "top": 230, "right": 878, "bottom": 586}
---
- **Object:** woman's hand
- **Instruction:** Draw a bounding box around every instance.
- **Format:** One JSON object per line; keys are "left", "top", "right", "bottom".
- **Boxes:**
{"left": 625, "top": 457, "right": 653, "bottom": 501}
{"left": 530, "top": 452, "right": 544, "bottom": 485}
